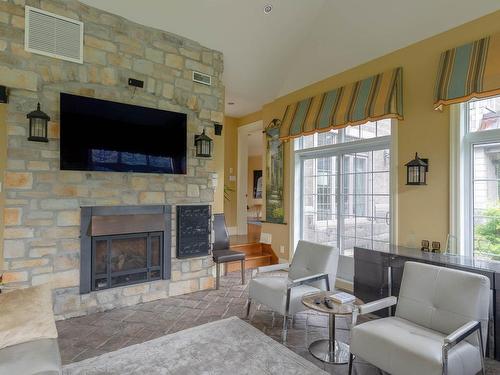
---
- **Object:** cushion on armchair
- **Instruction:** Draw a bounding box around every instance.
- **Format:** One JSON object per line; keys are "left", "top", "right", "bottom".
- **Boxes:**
{"left": 0, "top": 283, "right": 58, "bottom": 350}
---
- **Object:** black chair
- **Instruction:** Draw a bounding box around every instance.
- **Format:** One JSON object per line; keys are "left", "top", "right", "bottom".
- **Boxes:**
{"left": 212, "top": 213, "right": 245, "bottom": 289}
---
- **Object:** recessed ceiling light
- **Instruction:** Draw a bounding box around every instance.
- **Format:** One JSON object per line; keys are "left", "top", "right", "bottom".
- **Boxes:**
{"left": 227, "top": 102, "right": 235, "bottom": 105}
{"left": 263, "top": 4, "right": 273, "bottom": 14}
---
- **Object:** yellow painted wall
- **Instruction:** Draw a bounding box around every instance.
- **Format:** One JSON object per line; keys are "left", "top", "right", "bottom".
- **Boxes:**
{"left": 0, "top": 104, "right": 7, "bottom": 270}
{"left": 224, "top": 117, "right": 238, "bottom": 227}
{"left": 228, "top": 10, "right": 500, "bottom": 259}
{"left": 212, "top": 123, "right": 225, "bottom": 214}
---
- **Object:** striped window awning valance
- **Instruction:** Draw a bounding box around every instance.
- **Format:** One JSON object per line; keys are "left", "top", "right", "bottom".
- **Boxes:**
{"left": 434, "top": 33, "right": 500, "bottom": 110}
{"left": 279, "top": 67, "right": 403, "bottom": 140}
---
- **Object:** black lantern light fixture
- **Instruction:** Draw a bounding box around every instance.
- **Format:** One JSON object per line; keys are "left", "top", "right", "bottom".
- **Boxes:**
{"left": 405, "top": 152, "right": 428, "bottom": 185}
{"left": 195, "top": 129, "right": 213, "bottom": 157}
{"left": 27, "top": 103, "right": 50, "bottom": 142}
{"left": 214, "top": 123, "right": 223, "bottom": 136}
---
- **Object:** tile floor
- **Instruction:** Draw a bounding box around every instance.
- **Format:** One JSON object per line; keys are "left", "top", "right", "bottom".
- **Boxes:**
{"left": 57, "top": 270, "right": 500, "bottom": 374}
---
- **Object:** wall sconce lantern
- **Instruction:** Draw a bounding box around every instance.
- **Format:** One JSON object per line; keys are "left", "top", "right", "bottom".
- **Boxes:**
{"left": 405, "top": 152, "right": 428, "bottom": 185}
{"left": 214, "top": 123, "right": 223, "bottom": 136}
{"left": 27, "top": 103, "right": 50, "bottom": 142}
{"left": 195, "top": 129, "right": 212, "bottom": 157}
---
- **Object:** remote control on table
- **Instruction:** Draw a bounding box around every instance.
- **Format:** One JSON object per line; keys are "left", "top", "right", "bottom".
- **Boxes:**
{"left": 324, "top": 298, "right": 334, "bottom": 309}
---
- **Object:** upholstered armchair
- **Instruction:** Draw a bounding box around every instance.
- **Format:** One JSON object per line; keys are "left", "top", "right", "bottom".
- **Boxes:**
{"left": 349, "top": 261, "right": 490, "bottom": 375}
{"left": 247, "top": 240, "right": 339, "bottom": 342}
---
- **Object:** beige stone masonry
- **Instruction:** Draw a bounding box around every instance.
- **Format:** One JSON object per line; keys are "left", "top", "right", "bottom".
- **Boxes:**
{"left": 0, "top": 0, "right": 224, "bottom": 319}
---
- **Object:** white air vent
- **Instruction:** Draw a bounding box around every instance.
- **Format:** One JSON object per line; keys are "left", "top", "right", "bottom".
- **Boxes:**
{"left": 192, "top": 71, "right": 212, "bottom": 86}
{"left": 25, "top": 6, "right": 83, "bottom": 64}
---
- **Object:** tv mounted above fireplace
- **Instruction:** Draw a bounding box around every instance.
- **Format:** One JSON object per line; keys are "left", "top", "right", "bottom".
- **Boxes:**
{"left": 60, "top": 93, "right": 187, "bottom": 174}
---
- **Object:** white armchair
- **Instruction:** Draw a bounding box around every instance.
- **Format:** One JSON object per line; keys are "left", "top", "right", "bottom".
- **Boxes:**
{"left": 247, "top": 240, "right": 339, "bottom": 342}
{"left": 349, "top": 261, "right": 490, "bottom": 375}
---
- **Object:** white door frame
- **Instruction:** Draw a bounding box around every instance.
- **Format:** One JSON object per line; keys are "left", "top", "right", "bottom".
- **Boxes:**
{"left": 237, "top": 120, "right": 263, "bottom": 235}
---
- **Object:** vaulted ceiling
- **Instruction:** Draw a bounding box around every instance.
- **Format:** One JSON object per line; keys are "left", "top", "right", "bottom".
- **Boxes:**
{"left": 81, "top": 0, "right": 500, "bottom": 117}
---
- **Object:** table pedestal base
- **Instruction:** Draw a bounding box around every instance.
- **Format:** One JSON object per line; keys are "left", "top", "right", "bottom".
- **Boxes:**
{"left": 309, "top": 339, "right": 350, "bottom": 364}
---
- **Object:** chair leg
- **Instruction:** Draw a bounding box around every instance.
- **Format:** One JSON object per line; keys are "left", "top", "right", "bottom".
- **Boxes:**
{"left": 348, "top": 353, "right": 354, "bottom": 375}
{"left": 478, "top": 327, "right": 485, "bottom": 375}
{"left": 282, "top": 316, "right": 288, "bottom": 343}
{"left": 215, "top": 262, "right": 220, "bottom": 290}
{"left": 246, "top": 298, "right": 252, "bottom": 319}
{"left": 241, "top": 259, "right": 245, "bottom": 285}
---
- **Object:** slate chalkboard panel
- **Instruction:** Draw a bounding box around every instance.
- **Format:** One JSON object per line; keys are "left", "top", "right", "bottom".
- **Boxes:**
{"left": 176, "top": 205, "right": 211, "bottom": 258}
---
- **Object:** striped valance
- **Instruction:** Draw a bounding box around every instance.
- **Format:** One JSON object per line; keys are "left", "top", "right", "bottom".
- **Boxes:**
{"left": 279, "top": 67, "right": 403, "bottom": 140}
{"left": 434, "top": 33, "right": 500, "bottom": 110}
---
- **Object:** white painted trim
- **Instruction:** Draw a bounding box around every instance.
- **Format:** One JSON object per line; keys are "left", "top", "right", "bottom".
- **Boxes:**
{"left": 449, "top": 104, "right": 464, "bottom": 255}
{"left": 390, "top": 119, "right": 398, "bottom": 245}
{"left": 226, "top": 226, "right": 238, "bottom": 236}
{"left": 236, "top": 121, "right": 263, "bottom": 235}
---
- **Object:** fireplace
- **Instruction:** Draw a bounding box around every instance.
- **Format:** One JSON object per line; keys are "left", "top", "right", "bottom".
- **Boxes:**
{"left": 92, "top": 232, "right": 163, "bottom": 290}
{"left": 80, "top": 205, "right": 171, "bottom": 294}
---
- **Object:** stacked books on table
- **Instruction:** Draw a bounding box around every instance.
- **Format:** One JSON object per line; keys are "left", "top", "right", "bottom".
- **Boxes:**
{"left": 330, "top": 292, "right": 356, "bottom": 304}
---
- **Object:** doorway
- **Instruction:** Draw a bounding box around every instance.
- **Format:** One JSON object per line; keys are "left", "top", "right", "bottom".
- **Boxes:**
{"left": 236, "top": 121, "right": 263, "bottom": 239}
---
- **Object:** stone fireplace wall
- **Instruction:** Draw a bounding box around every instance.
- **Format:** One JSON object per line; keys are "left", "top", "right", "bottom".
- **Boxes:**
{"left": 0, "top": 0, "right": 224, "bottom": 318}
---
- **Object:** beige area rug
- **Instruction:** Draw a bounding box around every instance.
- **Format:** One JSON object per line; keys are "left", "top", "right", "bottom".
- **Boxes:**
{"left": 63, "top": 316, "right": 327, "bottom": 375}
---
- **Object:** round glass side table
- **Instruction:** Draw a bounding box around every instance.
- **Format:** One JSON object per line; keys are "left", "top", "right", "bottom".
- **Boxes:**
{"left": 302, "top": 291, "right": 362, "bottom": 364}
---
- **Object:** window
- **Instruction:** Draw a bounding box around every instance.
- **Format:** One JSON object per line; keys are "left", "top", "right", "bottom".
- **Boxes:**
{"left": 457, "top": 96, "right": 500, "bottom": 261}
{"left": 295, "top": 120, "right": 393, "bottom": 256}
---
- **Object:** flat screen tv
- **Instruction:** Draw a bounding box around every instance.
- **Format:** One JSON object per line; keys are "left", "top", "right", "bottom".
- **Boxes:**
{"left": 60, "top": 93, "right": 187, "bottom": 174}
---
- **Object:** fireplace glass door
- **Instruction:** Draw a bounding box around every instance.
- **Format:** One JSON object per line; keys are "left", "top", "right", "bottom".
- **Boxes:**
{"left": 92, "top": 232, "right": 162, "bottom": 290}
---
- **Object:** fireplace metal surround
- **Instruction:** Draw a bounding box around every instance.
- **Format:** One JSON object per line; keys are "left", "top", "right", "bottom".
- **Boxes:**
{"left": 80, "top": 205, "right": 171, "bottom": 294}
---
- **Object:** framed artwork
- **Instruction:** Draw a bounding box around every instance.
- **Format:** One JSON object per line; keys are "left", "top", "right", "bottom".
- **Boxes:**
{"left": 253, "top": 170, "right": 263, "bottom": 199}
{"left": 265, "top": 119, "right": 284, "bottom": 223}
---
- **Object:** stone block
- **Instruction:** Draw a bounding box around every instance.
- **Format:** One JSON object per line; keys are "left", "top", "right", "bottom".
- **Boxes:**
{"left": 164, "top": 53, "right": 184, "bottom": 69}
{"left": 4, "top": 207, "right": 22, "bottom": 226}
{"left": 181, "top": 261, "right": 190, "bottom": 273}
{"left": 32, "top": 269, "right": 79, "bottom": 289}
{"left": 84, "top": 35, "right": 117, "bottom": 53}
{"left": 179, "top": 48, "right": 200, "bottom": 61}
{"left": 11, "top": 15, "right": 24, "bottom": 29}
{"left": 56, "top": 210, "right": 79, "bottom": 227}
{"left": 139, "top": 192, "right": 165, "bottom": 204}
{"left": 27, "top": 161, "right": 50, "bottom": 171}
{"left": 2, "top": 271, "right": 28, "bottom": 283}
{"left": 5, "top": 172, "right": 33, "bottom": 189}
{"left": 131, "top": 176, "right": 148, "bottom": 190}
{"left": 54, "top": 254, "right": 79, "bottom": 271}
{"left": 29, "top": 246, "right": 57, "bottom": 257}
{"left": 4, "top": 227, "right": 34, "bottom": 239}
{"left": 0, "top": 66, "right": 38, "bottom": 91}
{"left": 168, "top": 279, "right": 199, "bottom": 296}
{"left": 4, "top": 240, "right": 25, "bottom": 258}
{"left": 123, "top": 284, "right": 150, "bottom": 296}
{"left": 190, "top": 259, "right": 203, "bottom": 271}
{"left": 141, "top": 290, "right": 168, "bottom": 303}
{"left": 145, "top": 47, "right": 163, "bottom": 63}
{"left": 187, "top": 184, "right": 200, "bottom": 197}
{"left": 162, "top": 83, "right": 174, "bottom": 99}
{"left": 40, "top": 199, "right": 79, "bottom": 210}
{"left": 133, "top": 59, "right": 154, "bottom": 75}
{"left": 84, "top": 46, "right": 107, "bottom": 65}
{"left": 200, "top": 275, "right": 215, "bottom": 290}
{"left": 10, "top": 258, "right": 49, "bottom": 270}
{"left": 101, "top": 67, "right": 117, "bottom": 85}
{"left": 59, "top": 172, "right": 83, "bottom": 183}
{"left": 0, "top": 40, "right": 6, "bottom": 51}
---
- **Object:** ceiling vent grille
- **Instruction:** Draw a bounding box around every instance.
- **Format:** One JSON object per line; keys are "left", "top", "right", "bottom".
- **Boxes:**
{"left": 25, "top": 6, "right": 84, "bottom": 64}
{"left": 192, "top": 71, "right": 212, "bottom": 86}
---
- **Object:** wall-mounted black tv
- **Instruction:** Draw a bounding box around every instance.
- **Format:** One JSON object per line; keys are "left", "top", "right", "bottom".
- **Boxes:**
{"left": 60, "top": 93, "right": 187, "bottom": 174}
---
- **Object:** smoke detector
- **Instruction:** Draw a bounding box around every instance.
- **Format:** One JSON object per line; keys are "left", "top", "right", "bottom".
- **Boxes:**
{"left": 263, "top": 4, "right": 273, "bottom": 14}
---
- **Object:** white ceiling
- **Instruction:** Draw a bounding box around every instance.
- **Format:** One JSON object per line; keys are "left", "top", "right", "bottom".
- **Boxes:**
{"left": 81, "top": 0, "right": 500, "bottom": 117}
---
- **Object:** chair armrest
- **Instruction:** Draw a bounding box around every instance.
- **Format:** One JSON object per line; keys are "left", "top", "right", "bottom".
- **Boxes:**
{"left": 257, "top": 263, "right": 290, "bottom": 274}
{"left": 358, "top": 296, "right": 397, "bottom": 315}
{"left": 287, "top": 273, "right": 329, "bottom": 289}
{"left": 444, "top": 320, "right": 480, "bottom": 347}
